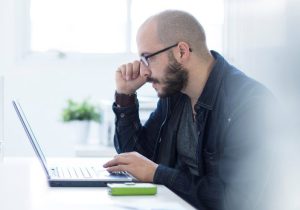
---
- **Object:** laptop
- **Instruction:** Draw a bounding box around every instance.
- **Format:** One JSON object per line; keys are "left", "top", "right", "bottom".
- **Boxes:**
{"left": 12, "top": 100, "right": 135, "bottom": 187}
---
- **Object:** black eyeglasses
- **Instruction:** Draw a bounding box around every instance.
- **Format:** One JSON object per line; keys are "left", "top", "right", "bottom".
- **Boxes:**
{"left": 140, "top": 43, "right": 179, "bottom": 67}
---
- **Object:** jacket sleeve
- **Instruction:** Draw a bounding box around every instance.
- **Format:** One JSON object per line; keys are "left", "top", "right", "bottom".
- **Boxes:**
{"left": 112, "top": 99, "right": 166, "bottom": 160}
{"left": 154, "top": 164, "right": 223, "bottom": 210}
{"left": 154, "top": 96, "right": 276, "bottom": 210}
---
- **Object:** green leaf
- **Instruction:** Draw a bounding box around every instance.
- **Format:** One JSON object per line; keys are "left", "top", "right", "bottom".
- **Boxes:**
{"left": 61, "top": 99, "right": 102, "bottom": 123}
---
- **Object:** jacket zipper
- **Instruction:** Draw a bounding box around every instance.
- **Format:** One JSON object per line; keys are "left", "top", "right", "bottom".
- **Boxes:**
{"left": 152, "top": 98, "right": 169, "bottom": 161}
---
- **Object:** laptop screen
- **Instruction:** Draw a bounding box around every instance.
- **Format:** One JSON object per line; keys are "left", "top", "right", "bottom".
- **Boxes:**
{"left": 12, "top": 100, "right": 49, "bottom": 177}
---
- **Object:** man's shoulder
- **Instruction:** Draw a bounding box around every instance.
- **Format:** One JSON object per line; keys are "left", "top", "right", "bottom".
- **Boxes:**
{"left": 222, "top": 65, "right": 271, "bottom": 100}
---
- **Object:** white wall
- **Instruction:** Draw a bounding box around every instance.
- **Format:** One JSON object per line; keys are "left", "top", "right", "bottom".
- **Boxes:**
{"left": 0, "top": 0, "right": 156, "bottom": 157}
{"left": 0, "top": 76, "right": 3, "bottom": 145}
{"left": 225, "top": 0, "right": 300, "bottom": 111}
{"left": 0, "top": 0, "right": 14, "bottom": 74}
{"left": 225, "top": 0, "right": 300, "bottom": 138}
{"left": 4, "top": 56, "right": 132, "bottom": 157}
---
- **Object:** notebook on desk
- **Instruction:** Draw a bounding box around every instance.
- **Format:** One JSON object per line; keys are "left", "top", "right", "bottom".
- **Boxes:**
{"left": 12, "top": 100, "right": 135, "bottom": 187}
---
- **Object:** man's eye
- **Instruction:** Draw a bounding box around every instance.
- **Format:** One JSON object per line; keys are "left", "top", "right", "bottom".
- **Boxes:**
{"left": 147, "top": 56, "right": 154, "bottom": 63}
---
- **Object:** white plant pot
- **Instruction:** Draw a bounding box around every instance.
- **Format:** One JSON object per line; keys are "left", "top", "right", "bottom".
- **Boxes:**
{"left": 66, "top": 120, "right": 91, "bottom": 145}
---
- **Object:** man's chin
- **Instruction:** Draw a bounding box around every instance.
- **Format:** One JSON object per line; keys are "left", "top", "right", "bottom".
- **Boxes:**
{"left": 157, "top": 90, "right": 179, "bottom": 98}
{"left": 155, "top": 89, "right": 167, "bottom": 98}
{"left": 157, "top": 93, "right": 167, "bottom": 98}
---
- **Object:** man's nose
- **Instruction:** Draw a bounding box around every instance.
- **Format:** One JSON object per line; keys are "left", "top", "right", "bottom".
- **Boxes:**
{"left": 140, "top": 62, "right": 151, "bottom": 78}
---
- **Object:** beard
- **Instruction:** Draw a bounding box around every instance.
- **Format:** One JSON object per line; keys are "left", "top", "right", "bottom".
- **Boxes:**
{"left": 154, "top": 53, "right": 188, "bottom": 98}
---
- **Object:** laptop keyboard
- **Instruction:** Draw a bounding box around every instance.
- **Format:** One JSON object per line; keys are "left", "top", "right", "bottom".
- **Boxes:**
{"left": 50, "top": 166, "right": 130, "bottom": 179}
{"left": 51, "top": 166, "right": 100, "bottom": 178}
{"left": 109, "top": 171, "right": 128, "bottom": 176}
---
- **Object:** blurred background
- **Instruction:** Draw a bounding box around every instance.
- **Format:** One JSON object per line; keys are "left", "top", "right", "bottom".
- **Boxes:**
{"left": 0, "top": 0, "right": 300, "bottom": 196}
{"left": 0, "top": 0, "right": 299, "bottom": 152}
{"left": 0, "top": 0, "right": 226, "bottom": 156}
{"left": 1, "top": 0, "right": 300, "bottom": 208}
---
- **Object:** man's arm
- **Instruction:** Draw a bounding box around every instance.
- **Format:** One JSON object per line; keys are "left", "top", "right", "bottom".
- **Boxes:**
{"left": 113, "top": 98, "right": 165, "bottom": 159}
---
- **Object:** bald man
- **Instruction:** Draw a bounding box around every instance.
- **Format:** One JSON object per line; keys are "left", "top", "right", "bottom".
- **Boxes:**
{"left": 104, "top": 10, "right": 275, "bottom": 210}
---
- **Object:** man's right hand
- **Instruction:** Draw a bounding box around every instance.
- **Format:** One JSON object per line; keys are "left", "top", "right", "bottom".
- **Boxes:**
{"left": 115, "top": 60, "right": 148, "bottom": 95}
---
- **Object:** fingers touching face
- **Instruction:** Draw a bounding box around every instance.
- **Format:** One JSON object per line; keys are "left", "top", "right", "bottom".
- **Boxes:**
{"left": 118, "top": 61, "right": 141, "bottom": 81}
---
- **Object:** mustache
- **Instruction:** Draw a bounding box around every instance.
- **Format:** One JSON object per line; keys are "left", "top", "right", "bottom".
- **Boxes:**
{"left": 146, "top": 77, "right": 159, "bottom": 83}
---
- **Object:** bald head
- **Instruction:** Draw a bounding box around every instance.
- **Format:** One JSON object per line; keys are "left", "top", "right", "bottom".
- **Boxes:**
{"left": 138, "top": 10, "right": 210, "bottom": 59}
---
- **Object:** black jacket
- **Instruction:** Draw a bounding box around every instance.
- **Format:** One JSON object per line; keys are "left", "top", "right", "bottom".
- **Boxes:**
{"left": 113, "top": 51, "right": 275, "bottom": 210}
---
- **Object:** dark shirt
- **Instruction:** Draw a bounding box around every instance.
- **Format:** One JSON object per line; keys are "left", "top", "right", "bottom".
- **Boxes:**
{"left": 176, "top": 95, "right": 199, "bottom": 176}
{"left": 113, "top": 51, "right": 275, "bottom": 210}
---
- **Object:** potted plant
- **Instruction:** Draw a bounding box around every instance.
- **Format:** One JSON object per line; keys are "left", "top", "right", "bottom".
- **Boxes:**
{"left": 61, "top": 99, "right": 102, "bottom": 144}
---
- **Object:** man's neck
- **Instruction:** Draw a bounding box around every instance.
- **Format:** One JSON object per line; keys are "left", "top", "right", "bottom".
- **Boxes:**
{"left": 182, "top": 55, "right": 216, "bottom": 111}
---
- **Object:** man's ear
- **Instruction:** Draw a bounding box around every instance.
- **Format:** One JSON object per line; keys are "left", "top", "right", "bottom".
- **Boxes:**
{"left": 180, "top": 49, "right": 184, "bottom": 58}
{"left": 177, "top": 41, "right": 191, "bottom": 61}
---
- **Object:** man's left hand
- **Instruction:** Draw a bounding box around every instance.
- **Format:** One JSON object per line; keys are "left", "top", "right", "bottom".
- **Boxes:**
{"left": 103, "top": 152, "right": 158, "bottom": 182}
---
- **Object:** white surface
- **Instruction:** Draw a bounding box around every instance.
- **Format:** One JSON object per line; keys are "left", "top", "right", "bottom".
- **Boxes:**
{"left": 0, "top": 161, "right": 31, "bottom": 210}
{"left": 0, "top": 76, "right": 3, "bottom": 137}
{"left": 0, "top": 157, "right": 195, "bottom": 210}
{"left": 75, "top": 144, "right": 117, "bottom": 157}
{"left": 0, "top": 76, "right": 3, "bottom": 161}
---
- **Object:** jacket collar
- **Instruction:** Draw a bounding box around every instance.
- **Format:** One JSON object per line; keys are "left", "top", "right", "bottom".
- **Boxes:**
{"left": 195, "top": 51, "right": 226, "bottom": 111}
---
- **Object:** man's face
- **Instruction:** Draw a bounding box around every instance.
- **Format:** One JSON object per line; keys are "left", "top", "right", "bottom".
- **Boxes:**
{"left": 147, "top": 52, "right": 188, "bottom": 98}
{"left": 137, "top": 21, "right": 188, "bottom": 98}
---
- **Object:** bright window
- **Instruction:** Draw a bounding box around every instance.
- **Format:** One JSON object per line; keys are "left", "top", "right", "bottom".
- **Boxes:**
{"left": 30, "top": 0, "right": 128, "bottom": 53}
{"left": 30, "top": 0, "right": 224, "bottom": 54}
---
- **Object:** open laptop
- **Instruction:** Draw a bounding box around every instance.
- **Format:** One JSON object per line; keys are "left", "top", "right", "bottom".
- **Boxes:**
{"left": 12, "top": 100, "right": 135, "bottom": 187}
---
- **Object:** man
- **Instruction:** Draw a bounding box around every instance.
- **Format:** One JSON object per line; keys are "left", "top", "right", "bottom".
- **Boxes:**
{"left": 104, "top": 10, "right": 275, "bottom": 210}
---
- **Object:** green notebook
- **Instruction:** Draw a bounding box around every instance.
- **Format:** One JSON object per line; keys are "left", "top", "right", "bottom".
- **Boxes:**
{"left": 107, "top": 183, "right": 157, "bottom": 196}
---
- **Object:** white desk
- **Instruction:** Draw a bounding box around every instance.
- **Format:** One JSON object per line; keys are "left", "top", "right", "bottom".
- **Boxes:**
{"left": 0, "top": 157, "right": 195, "bottom": 210}
{"left": 75, "top": 144, "right": 117, "bottom": 157}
